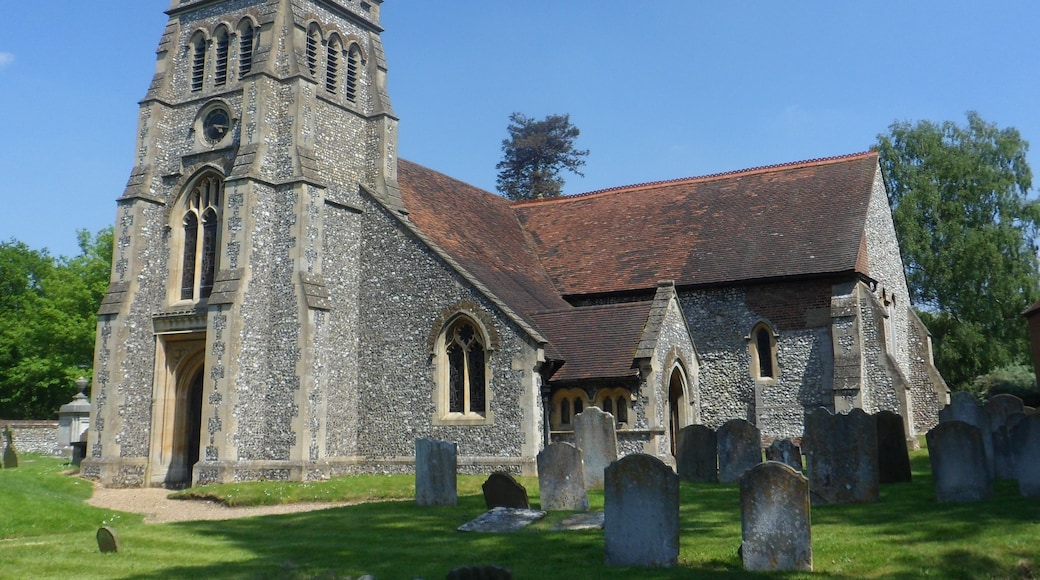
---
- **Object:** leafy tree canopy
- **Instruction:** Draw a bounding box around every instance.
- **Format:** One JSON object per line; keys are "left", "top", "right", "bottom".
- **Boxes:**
{"left": 876, "top": 111, "right": 1040, "bottom": 390}
{"left": 0, "top": 228, "right": 112, "bottom": 419}
{"left": 496, "top": 112, "right": 589, "bottom": 201}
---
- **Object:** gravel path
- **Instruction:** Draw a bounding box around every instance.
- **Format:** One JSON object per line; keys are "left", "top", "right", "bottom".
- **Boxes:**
{"left": 87, "top": 485, "right": 353, "bottom": 524}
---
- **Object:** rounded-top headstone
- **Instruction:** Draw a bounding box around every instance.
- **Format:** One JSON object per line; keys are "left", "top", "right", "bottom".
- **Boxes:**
{"left": 97, "top": 526, "right": 120, "bottom": 553}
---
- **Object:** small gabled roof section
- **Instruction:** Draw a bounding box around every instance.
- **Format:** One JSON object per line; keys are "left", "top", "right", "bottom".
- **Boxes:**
{"left": 513, "top": 152, "right": 880, "bottom": 296}
{"left": 530, "top": 301, "right": 652, "bottom": 383}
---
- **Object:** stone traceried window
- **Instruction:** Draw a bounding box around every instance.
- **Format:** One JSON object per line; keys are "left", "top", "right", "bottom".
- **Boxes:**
{"left": 435, "top": 315, "right": 491, "bottom": 424}
{"left": 748, "top": 321, "right": 779, "bottom": 380}
{"left": 237, "top": 19, "right": 257, "bottom": 79}
{"left": 178, "top": 173, "right": 223, "bottom": 301}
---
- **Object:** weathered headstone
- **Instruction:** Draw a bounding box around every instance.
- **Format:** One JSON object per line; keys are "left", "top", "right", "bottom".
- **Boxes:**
{"left": 675, "top": 424, "right": 718, "bottom": 483}
{"left": 764, "top": 438, "right": 802, "bottom": 472}
{"left": 457, "top": 507, "right": 546, "bottom": 533}
{"left": 875, "top": 410, "right": 912, "bottom": 484}
{"left": 482, "top": 472, "right": 530, "bottom": 509}
{"left": 939, "top": 391, "right": 993, "bottom": 477}
{"left": 415, "top": 438, "right": 457, "bottom": 506}
{"left": 573, "top": 406, "right": 618, "bottom": 489}
{"left": 986, "top": 393, "right": 1025, "bottom": 425}
{"left": 717, "top": 419, "right": 762, "bottom": 483}
{"left": 926, "top": 421, "right": 992, "bottom": 502}
{"left": 802, "top": 407, "right": 879, "bottom": 505}
{"left": 96, "top": 526, "right": 120, "bottom": 553}
{"left": 446, "top": 564, "right": 513, "bottom": 580}
{"left": 1011, "top": 414, "right": 1040, "bottom": 497}
{"left": 2, "top": 426, "right": 17, "bottom": 469}
{"left": 739, "top": 461, "right": 812, "bottom": 572}
{"left": 536, "top": 442, "right": 589, "bottom": 511}
{"left": 553, "top": 511, "right": 604, "bottom": 531}
{"left": 604, "top": 454, "right": 679, "bottom": 567}
{"left": 986, "top": 394, "right": 1025, "bottom": 481}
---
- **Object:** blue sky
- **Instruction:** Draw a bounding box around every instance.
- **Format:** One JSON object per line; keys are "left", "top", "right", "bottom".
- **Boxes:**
{"left": 2, "top": 1, "right": 1038, "bottom": 258}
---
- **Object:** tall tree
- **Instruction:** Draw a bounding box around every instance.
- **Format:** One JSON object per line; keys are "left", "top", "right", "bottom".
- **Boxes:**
{"left": 0, "top": 228, "right": 112, "bottom": 419}
{"left": 875, "top": 111, "right": 1040, "bottom": 390}
{"left": 496, "top": 112, "right": 589, "bottom": 201}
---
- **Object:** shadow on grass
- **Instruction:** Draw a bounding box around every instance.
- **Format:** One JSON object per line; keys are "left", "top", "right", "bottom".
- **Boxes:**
{"left": 113, "top": 451, "right": 1038, "bottom": 579}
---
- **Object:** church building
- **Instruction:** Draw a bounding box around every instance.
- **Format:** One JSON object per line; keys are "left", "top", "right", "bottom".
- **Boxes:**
{"left": 84, "top": 0, "right": 948, "bottom": 487}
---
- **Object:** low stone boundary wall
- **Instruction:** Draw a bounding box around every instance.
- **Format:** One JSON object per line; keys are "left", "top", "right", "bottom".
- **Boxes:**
{"left": 0, "top": 420, "right": 64, "bottom": 456}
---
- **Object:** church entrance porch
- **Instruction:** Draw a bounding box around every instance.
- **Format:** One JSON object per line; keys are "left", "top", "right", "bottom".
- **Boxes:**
{"left": 149, "top": 334, "right": 206, "bottom": 487}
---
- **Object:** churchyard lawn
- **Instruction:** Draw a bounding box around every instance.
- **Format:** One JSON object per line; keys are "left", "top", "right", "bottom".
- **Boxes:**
{"left": 1, "top": 449, "right": 1037, "bottom": 579}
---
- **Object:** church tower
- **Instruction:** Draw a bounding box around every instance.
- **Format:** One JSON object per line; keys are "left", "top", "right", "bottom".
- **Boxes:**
{"left": 84, "top": 0, "right": 399, "bottom": 486}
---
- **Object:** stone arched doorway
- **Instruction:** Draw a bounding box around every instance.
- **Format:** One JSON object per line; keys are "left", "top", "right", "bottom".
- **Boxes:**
{"left": 668, "top": 365, "right": 689, "bottom": 456}
{"left": 150, "top": 336, "right": 206, "bottom": 487}
{"left": 168, "top": 364, "right": 204, "bottom": 487}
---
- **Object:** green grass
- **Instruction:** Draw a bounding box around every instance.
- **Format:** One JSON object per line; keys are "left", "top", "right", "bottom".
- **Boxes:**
{"left": 1, "top": 450, "right": 1038, "bottom": 579}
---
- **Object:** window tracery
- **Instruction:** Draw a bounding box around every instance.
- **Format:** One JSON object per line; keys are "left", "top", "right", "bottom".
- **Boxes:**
{"left": 178, "top": 174, "right": 223, "bottom": 301}
{"left": 435, "top": 315, "right": 491, "bottom": 424}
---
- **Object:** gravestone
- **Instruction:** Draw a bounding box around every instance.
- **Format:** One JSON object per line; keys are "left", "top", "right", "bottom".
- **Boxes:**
{"left": 1011, "top": 414, "right": 1040, "bottom": 497}
{"left": 457, "top": 507, "right": 546, "bottom": 533}
{"left": 604, "top": 454, "right": 679, "bottom": 567}
{"left": 739, "top": 461, "right": 812, "bottom": 572}
{"left": 764, "top": 438, "right": 802, "bottom": 472}
{"left": 573, "top": 407, "right": 618, "bottom": 489}
{"left": 96, "top": 526, "right": 120, "bottom": 553}
{"left": 554, "top": 512, "right": 604, "bottom": 531}
{"left": 482, "top": 472, "right": 530, "bottom": 509}
{"left": 802, "top": 407, "right": 879, "bottom": 505}
{"left": 939, "top": 391, "right": 993, "bottom": 477}
{"left": 986, "top": 393, "right": 1025, "bottom": 425}
{"left": 675, "top": 424, "right": 718, "bottom": 483}
{"left": 717, "top": 419, "right": 762, "bottom": 483}
{"left": 987, "top": 394, "right": 1025, "bottom": 480}
{"left": 875, "top": 410, "right": 912, "bottom": 484}
{"left": 536, "top": 442, "right": 589, "bottom": 511}
{"left": 415, "top": 438, "right": 457, "bottom": 506}
{"left": 926, "top": 421, "right": 992, "bottom": 502}
{"left": 2, "top": 426, "right": 17, "bottom": 469}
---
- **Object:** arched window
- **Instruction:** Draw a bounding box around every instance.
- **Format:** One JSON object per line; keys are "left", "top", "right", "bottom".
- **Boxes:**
{"left": 748, "top": 321, "right": 778, "bottom": 380}
{"left": 237, "top": 20, "right": 256, "bottom": 79}
{"left": 190, "top": 33, "right": 207, "bottom": 92}
{"left": 326, "top": 35, "right": 342, "bottom": 93}
{"left": 214, "top": 26, "right": 230, "bottom": 87}
{"left": 306, "top": 24, "right": 322, "bottom": 77}
{"left": 550, "top": 388, "right": 591, "bottom": 432}
{"left": 440, "top": 316, "right": 488, "bottom": 418}
{"left": 179, "top": 174, "right": 223, "bottom": 301}
{"left": 595, "top": 387, "right": 632, "bottom": 428}
{"left": 345, "top": 43, "right": 361, "bottom": 102}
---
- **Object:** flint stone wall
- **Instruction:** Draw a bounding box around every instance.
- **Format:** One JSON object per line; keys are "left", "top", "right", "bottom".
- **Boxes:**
{"left": 355, "top": 195, "right": 540, "bottom": 472}
{"left": 0, "top": 421, "right": 61, "bottom": 455}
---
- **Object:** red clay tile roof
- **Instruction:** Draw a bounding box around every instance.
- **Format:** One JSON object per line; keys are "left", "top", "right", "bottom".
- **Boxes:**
{"left": 397, "top": 159, "right": 571, "bottom": 325}
{"left": 530, "top": 302, "right": 651, "bottom": 382}
{"left": 397, "top": 152, "right": 879, "bottom": 381}
{"left": 513, "top": 152, "right": 879, "bottom": 296}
